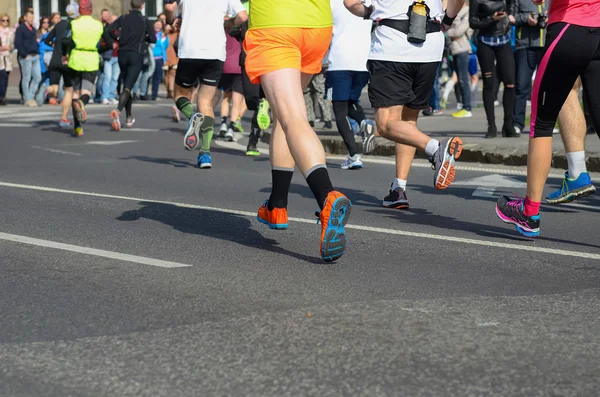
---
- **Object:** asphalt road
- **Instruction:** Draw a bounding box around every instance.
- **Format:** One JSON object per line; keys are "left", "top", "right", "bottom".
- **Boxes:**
{"left": 1, "top": 101, "right": 599, "bottom": 397}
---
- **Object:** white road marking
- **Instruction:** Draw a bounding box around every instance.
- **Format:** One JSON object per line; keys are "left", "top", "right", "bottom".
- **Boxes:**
{"left": 124, "top": 128, "right": 161, "bottom": 132}
{"left": 31, "top": 146, "right": 82, "bottom": 156}
{"left": 454, "top": 174, "right": 527, "bottom": 197}
{"left": 472, "top": 187, "right": 497, "bottom": 198}
{"left": 85, "top": 140, "right": 139, "bottom": 145}
{"left": 0, "top": 181, "right": 599, "bottom": 260}
{"left": 1, "top": 123, "right": 35, "bottom": 128}
{"left": 0, "top": 232, "right": 191, "bottom": 268}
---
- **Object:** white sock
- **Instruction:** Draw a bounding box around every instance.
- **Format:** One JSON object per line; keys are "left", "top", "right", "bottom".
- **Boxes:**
{"left": 425, "top": 139, "right": 440, "bottom": 157}
{"left": 442, "top": 80, "right": 455, "bottom": 102}
{"left": 566, "top": 151, "right": 586, "bottom": 179}
{"left": 392, "top": 178, "right": 407, "bottom": 190}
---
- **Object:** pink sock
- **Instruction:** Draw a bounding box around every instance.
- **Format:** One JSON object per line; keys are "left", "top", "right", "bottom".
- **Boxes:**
{"left": 523, "top": 197, "right": 541, "bottom": 217}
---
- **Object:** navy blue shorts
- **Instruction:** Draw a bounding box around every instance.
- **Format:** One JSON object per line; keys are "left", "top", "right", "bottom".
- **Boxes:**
{"left": 469, "top": 54, "right": 478, "bottom": 76}
{"left": 325, "top": 70, "right": 370, "bottom": 102}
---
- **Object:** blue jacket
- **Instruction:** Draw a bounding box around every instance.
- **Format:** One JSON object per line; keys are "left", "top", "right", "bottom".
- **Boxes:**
{"left": 15, "top": 23, "right": 39, "bottom": 58}
{"left": 39, "top": 32, "right": 53, "bottom": 74}
{"left": 152, "top": 32, "right": 169, "bottom": 60}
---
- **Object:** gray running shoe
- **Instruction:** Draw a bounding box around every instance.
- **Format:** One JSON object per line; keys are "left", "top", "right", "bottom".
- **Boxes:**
{"left": 184, "top": 113, "right": 204, "bottom": 151}
{"left": 360, "top": 120, "right": 376, "bottom": 155}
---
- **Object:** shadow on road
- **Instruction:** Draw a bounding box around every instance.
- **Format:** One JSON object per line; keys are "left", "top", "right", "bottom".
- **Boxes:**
{"left": 119, "top": 156, "right": 196, "bottom": 168}
{"left": 116, "top": 201, "right": 324, "bottom": 264}
{"left": 259, "top": 182, "right": 381, "bottom": 208}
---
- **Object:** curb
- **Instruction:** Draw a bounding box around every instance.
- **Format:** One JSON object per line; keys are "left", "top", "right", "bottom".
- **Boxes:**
{"left": 261, "top": 132, "right": 600, "bottom": 172}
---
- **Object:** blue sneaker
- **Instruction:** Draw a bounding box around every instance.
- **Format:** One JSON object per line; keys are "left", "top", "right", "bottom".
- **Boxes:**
{"left": 546, "top": 172, "right": 596, "bottom": 204}
{"left": 197, "top": 152, "right": 212, "bottom": 169}
{"left": 341, "top": 154, "right": 363, "bottom": 170}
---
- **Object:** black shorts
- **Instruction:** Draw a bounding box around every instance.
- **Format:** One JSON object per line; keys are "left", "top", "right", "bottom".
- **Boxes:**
{"left": 67, "top": 69, "right": 97, "bottom": 91}
{"left": 175, "top": 59, "right": 224, "bottom": 88}
{"left": 48, "top": 66, "right": 71, "bottom": 86}
{"left": 367, "top": 60, "right": 439, "bottom": 109}
{"left": 219, "top": 73, "right": 243, "bottom": 94}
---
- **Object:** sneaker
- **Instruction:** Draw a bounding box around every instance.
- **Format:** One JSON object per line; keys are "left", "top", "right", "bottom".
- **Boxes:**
{"left": 430, "top": 137, "right": 463, "bottom": 190}
{"left": 48, "top": 97, "right": 58, "bottom": 106}
{"left": 234, "top": 121, "right": 244, "bottom": 133}
{"left": 171, "top": 105, "right": 180, "bottom": 123}
{"left": 546, "top": 172, "right": 596, "bottom": 204}
{"left": 126, "top": 116, "right": 135, "bottom": 128}
{"left": 225, "top": 127, "right": 235, "bottom": 142}
{"left": 495, "top": 195, "right": 540, "bottom": 237}
{"left": 197, "top": 152, "right": 212, "bottom": 169}
{"left": 110, "top": 98, "right": 119, "bottom": 105}
{"left": 317, "top": 191, "right": 352, "bottom": 262}
{"left": 73, "top": 99, "right": 87, "bottom": 123}
{"left": 219, "top": 122, "right": 228, "bottom": 138}
{"left": 514, "top": 126, "right": 522, "bottom": 136}
{"left": 184, "top": 113, "right": 204, "bottom": 151}
{"left": 101, "top": 98, "right": 110, "bottom": 105}
{"left": 72, "top": 126, "right": 84, "bottom": 137}
{"left": 494, "top": 100, "right": 500, "bottom": 107}
{"left": 110, "top": 109, "right": 121, "bottom": 131}
{"left": 257, "top": 99, "right": 271, "bottom": 130}
{"left": 440, "top": 97, "right": 447, "bottom": 109}
{"left": 58, "top": 119, "right": 72, "bottom": 128}
{"left": 383, "top": 185, "right": 409, "bottom": 209}
{"left": 452, "top": 109, "right": 472, "bottom": 118}
{"left": 341, "top": 154, "right": 363, "bottom": 170}
{"left": 360, "top": 119, "right": 376, "bottom": 155}
{"left": 257, "top": 201, "right": 288, "bottom": 229}
{"left": 324, "top": 121, "right": 333, "bottom": 129}
{"left": 246, "top": 143, "right": 260, "bottom": 156}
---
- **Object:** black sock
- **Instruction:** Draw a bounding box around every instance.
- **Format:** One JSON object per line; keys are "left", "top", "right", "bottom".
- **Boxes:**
{"left": 268, "top": 168, "right": 293, "bottom": 210}
{"left": 118, "top": 89, "right": 131, "bottom": 112}
{"left": 305, "top": 166, "right": 334, "bottom": 210}
{"left": 332, "top": 100, "right": 358, "bottom": 157}
{"left": 347, "top": 102, "right": 366, "bottom": 124}
{"left": 221, "top": 116, "right": 227, "bottom": 124}
{"left": 80, "top": 94, "right": 90, "bottom": 105}
{"left": 72, "top": 103, "right": 79, "bottom": 126}
{"left": 229, "top": 121, "right": 236, "bottom": 130}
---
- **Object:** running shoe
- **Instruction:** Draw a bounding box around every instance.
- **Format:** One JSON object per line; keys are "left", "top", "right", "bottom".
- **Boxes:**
{"left": 546, "top": 172, "right": 596, "bottom": 204}
{"left": 58, "top": 119, "right": 72, "bottom": 128}
{"left": 126, "top": 116, "right": 135, "bottom": 128}
{"left": 72, "top": 126, "right": 84, "bottom": 137}
{"left": 341, "top": 154, "right": 363, "bottom": 170}
{"left": 184, "top": 113, "right": 204, "bottom": 151}
{"left": 246, "top": 143, "right": 260, "bottom": 156}
{"left": 73, "top": 99, "right": 87, "bottom": 123}
{"left": 324, "top": 121, "right": 333, "bottom": 129}
{"left": 452, "top": 109, "right": 472, "bottom": 118}
{"left": 360, "top": 119, "right": 376, "bottom": 155}
{"left": 257, "top": 201, "right": 288, "bottom": 229}
{"left": 110, "top": 109, "right": 121, "bottom": 131}
{"left": 101, "top": 98, "right": 110, "bottom": 105}
{"left": 383, "top": 186, "right": 409, "bottom": 209}
{"left": 234, "top": 121, "right": 244, "bottom": 133}
{"left": 430, "top": 137, "right": 463, "bottom": 190}
{"left": 171, "top": 105, "right": 180, "bottom": 123}
{"left": 48, "top": 97, "right": 58, "bottom": 106}
{"left": 317, "top": 191, "right": 352, "bottom": 262}
{"left": 219, "top": 122, "right": 228, "bottom": 138}
{"left": 495, "top": 195, "right": 540, "bottom": 237}
{"left": 257, "top": 99, "right": 271, "bottom": 131}
{"left": 225, "top": 127, "right": 235, "bottom": 142}
{"left": 197, "top": 152, "right": 212, "bottom": 169}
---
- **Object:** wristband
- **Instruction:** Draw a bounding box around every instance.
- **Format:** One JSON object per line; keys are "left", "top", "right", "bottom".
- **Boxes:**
{"left": 442, "top": 12, "right": 455, "bottom": 26}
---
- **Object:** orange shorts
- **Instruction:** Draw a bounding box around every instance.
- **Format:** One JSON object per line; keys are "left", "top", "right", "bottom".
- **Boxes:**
{"left": 243, "top": 27, "right": 333, "bottom": 84}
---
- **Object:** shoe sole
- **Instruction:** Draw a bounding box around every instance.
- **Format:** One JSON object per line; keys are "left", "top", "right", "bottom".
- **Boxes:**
{"left": 256, "top": 215, "right": 288, "bottom": 230}
{"left": 257, "top": 101, "right": 271, "bottom": 131}
{"left": 72, "top": 130, "right": 84, "bottom": 137}
{"left": 246, "top": 151, "right": 260, "bottom": 156}
{"left": 382, "top": 201, "right": 409, "bottom": 209}
{"left": 321, "top": 196, "right": 352, "bottom": 262}
{"left": 434, "top": 137, "right": 463, "bottom": 190}
{"left": 341, "top": 163, "right": 363, "bottom": 170}
{"left": 545, "top": 184, "right": 596, "bottom": 204}
{"left": 495, "top": 204, "right": 539, "bottom": 237}
{"left": 110, "top": 110, "right": 120, "bottom": 131}
{"left": 126, "top": 119, "right": 135, "bottom": 128}
{"left": 74, "top": 100, "right": 87, "bottom": 123}
{"left": 184, "top": 113, "right": 204, "bottom": 151}
{"left": 225, "top": 135, "right": 234, "bottom": 142}
{"left": 361, "top": 123, "right": 376, "bottom": 155}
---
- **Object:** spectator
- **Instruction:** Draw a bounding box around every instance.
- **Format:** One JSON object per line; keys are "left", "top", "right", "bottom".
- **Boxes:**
{"left": 15, "top": 10, "right": 42, "bottom": 107}
{"left": 100, "top": 15, "right": 120, "bottom": 105}
{"left": 447, "top": 2, "right": 473, "bottom": 118}
{"left": 151, "top": 20, "right": 168, "bottom": 101}
{"left": 0, "top": 13, "right": 14, "bottom": 105}
{"left": 470, "top": 0, "right": 518, "bottom": 138}
{"left": 37, "top": 19, "right": 54, "bottom": 106}
{"left": 95, "top": 9, "right": 112, "bottom": 103}
{"left": 49, "top": 12, "right": 61, "bottom": 28}
{"left": 304, "top": 62, "right": 333, "bottom": 129}
{"left": 164, "top": 18, "right": 179, "bottom": 100}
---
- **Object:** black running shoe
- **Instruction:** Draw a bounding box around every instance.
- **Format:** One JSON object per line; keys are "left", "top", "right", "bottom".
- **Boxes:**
{"left": 383, "top": 185, "right": 409, "bottom": 209}
{"left": 495, "top": 195, "right": 540, "bottom": 237}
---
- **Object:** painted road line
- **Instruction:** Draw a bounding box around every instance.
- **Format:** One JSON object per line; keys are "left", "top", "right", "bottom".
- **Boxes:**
{"left": 0, "top": 181, "right": 599, "bottom": 261}
{"left": 1, "top": 123, "right": 35, "bottom": 128}
{"left": 0, "top": 232, "right": 192, "bottom": 268}
{"left": 31, "top": 146, "right": 82, "bottom": 156}
{"left": 85, "top": 140, "right": 139, "bottom": 145}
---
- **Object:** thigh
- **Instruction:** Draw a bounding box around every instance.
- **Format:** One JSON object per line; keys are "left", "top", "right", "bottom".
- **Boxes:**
{"left": 468, "top": 54, "right": 478, "bottom": 76}
{"left": 68, "top": 69, "right": 82, "bottom": 91}
{"left": 48, "top": 68, "right": 61, "bottom": 85}
{"left": 325, "top": 70, "right": 352, "bottom": 101}
{"left": 349, "top": 71, "right": 370, "bottom": 102}
{"left": 409, "top": 62, "right": 440, "bottom": 109}
{"left": 197, "top": 60, "right": 224, "bottom": 87}
{"left": 241, "top": 66, "right": 261, "bottom": 110}
{"left": 231, "top": 74, "right": 243, "bottom": 94}
{"left": 175, "top": 58, "right": 201, "bottom": 88}
{"left": 367, "top": 60, "right": 417, "bottom": 109}
{"left": 476, "top": 43, "right": 495, "bottom": 75}
{"left": 495, "top": 43, "right": 515, "bottom": 85}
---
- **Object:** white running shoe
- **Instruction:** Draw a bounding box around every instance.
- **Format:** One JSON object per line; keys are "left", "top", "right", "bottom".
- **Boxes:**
{"left": 225, "top": 127, "right": 235, "bottom": 142}
{"left": 360, "top": 120, "right": 376, "bottom": 155}
{"left": 101, "top": 98, "right": 110, "bottom": 105}
{"left": 184, "top": 113, "right": 204, "bottom": 151}
{"left": 171, "top": 105, "right": 180, "bottom": 123}
{"left": 341, "top": 154, "right": 363, "bottom": 170}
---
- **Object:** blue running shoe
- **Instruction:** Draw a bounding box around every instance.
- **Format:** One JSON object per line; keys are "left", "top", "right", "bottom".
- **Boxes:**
{"left": 546, "top": 172, "right": 596, "bottom": 204}
{"left": 495, "top": 195, "right": 540, "bottom": 238}
{"left": 198, "top": 152, "right": 212, "bottom": 169}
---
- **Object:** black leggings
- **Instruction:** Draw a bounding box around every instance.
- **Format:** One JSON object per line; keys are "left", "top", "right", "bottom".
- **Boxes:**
{"left": 477, "top": 41, "right": 515, "bottom": 127}
{"left": 117, "top": 51, "right": 143, "bottom": 117}
{"left": 531, "top": 23, "right": 600, "bottom": 138}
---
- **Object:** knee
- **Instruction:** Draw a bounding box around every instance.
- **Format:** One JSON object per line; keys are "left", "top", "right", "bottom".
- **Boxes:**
{"left": 375, "top": 115, "right": 390, "bottom": 138}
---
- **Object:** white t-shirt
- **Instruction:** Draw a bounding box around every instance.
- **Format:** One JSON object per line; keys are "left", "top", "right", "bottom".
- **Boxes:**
{"left": 177, "top": 0, "right": 246, "bottom": 61}
{"left": 327, "top": 0, "right": 372, "bottom": 71}
{"left": 368, "top": 0, "right": 445, "bottom": 63}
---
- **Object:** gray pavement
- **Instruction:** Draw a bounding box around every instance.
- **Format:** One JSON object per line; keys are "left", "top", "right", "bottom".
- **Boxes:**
{"left": 1, "top": 100, "right": 600, "bottom": 396}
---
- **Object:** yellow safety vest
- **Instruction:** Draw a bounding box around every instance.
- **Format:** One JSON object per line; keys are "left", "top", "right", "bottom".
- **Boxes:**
{"left": 249, "top": 0, "right": 332, "bottom": 30}
{"left": 68, "top": 16, "right": 104, "bottom": 72}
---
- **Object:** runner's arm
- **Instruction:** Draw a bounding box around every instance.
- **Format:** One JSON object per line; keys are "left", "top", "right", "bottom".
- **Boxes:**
{"left": 107, "top": 16, "right": 122, "bottom": 41}
{"left": 164, "top": 0, "right": 180, "bottom": 25}
{"left": 43, "top": 27, "right": 56, "bottom": 47}
{"left": 445, "top": 0, "right": 466, "bottom": 19}
{"left": 146, "top": 18, "right": 157, "bottom": 44}
{"left": 344, "top": 0, "right": 373, "bottom": 19}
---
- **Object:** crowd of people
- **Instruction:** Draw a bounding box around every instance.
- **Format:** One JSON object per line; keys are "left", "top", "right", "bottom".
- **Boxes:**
{"left": 0, "top": 0, "right": 598, "bottom": 261}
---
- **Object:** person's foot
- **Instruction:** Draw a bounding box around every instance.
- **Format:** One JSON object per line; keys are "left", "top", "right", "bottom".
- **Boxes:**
{"left": 197, "top": 152, "right": 212, "bottom": 169}
{"left": 101, "top": 98, "right": 110, "bottom": 105}
{"left": 495, "top": 195, "right": 540, "bottom": 237}
{"left": 126, "top": 116, "right": 136, "bottom": 128}
{"left": 48, "top": 97, "right": 58, "bottom": 106}
{"left": 452, "top": 109, "right": 472, "bottom": 118}
{"left": 72, "top": 126, "right": 84, "bottom": 137}
{"left": 234, "top": 121, "right": 244, "bottom": 133}
{"left": 324, "top": 120, "right": 333, "bottom": 129}
{"left": 184, "top": 113, "right": 204, "bottom": 151}
{"left": 0, "top": 97, "right": 7, "bottom": 105}
{"left": 58, "top": 119, "right": 72, "bottom": 128}
{"left": 73, "top": 99, "right": 87, "bottom": 123}
{"left": 341, "top": 154, "right": 363, "bottom": 170}
{"left": 485, "top": 124, "right": 497, "bottom": 139}
{"left": 257, "top": 99, "right": 271, "bottom": 130}
{"left": 317, "top": 191, "right": 352, "bottom": 262}
{"left": 546, "top": 172, "right": 596, "bottom": 204}
{"left": 383, "top": 185, "right": 409, "bottom": 209}
{"left": 456, "top": 102, "right": 463, "bottom": 111}
{"left": 360, "top": 119, "right": 376, "bottom": 155}
{"left": 440, "top": 97, "right": 447, "bottom": 109}
{"left": 586, "top": 125, "right": 596, "bottom": 135}
{"left": 219, "top": 122, "right": 228, "bottom": 138}
{"left": 430, "top": 137, "right": 463, "bottom": 190}
{"left": 24, "top": 99, "right": 37, "bottom": 107}
{"left": 257, "top": 201, "right": 288, "bottom": 229}
{"left": 225, "top": 127, "right": 235, "bottom": 142}
{"left": 171, "top": 105, "right": 180, "bottom": 123}
{"left": 110, "top": 98, "right": 119, "bottom": 105}
{"left": 502, "top": 123, "right": 519, "bottom": 138}
{"left": 110, "top": 109, "right": 121, "bottom": 131}
{"left": 423, "top": 107, "right": 443, "bottom": 116}
{"left": 246, "top": 143, "right": 260, "bottom": 156}
{"left": 309, "top": 120, "right": 315, "bottom": 128}
{"left": 514, "top": 126, "right": 522, "bottom": 136}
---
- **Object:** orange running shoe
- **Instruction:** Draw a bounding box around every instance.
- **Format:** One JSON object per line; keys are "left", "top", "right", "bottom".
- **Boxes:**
{"left": 73, "top": 99, "right": 87, "bottom": 123}
{"left": 257, "top": 201, "right": 288, "bottom": 229}
{"left": 430, "top": 136, "right": 463, "bottom": 190}
{"left": 318, "top": 191, "right": 352, "bottom": 262}
{"left": 110, "top": 109, "right": 121, "bottom": 131}
{"left": 48, "top": 97, "right": 58, "bottom": 105}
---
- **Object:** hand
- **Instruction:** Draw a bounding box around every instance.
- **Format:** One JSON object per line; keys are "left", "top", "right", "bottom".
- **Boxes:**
{"left": 112, "top": 42, "right": 118, "bottom": 49}
{"left": 442, "top": 23, "right": 451, "bottom": 33}
{"left": 508, "top": 15, "right": 515, "bottom": 24}
{"left": 492, "top": 12, "right": 506, "bottom": 21}
{"left": 527, "top": 14, "right": 538, "bottom": 26}
{"left": 61, "top": 55, "right": 68, "bottom": 65}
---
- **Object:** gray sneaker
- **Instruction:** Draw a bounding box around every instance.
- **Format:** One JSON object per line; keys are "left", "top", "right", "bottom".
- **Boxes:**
{"left": 430, "top": 137, "right": 463, "bottom": 190}
{"left": 183, "top": 113, "right": 204, "bottom": 151}
{"left": 360, "top": 120, "right": 376, "bottom": 154}
{"left": 383, "top": 185, "right": 409, "bottom": 209}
